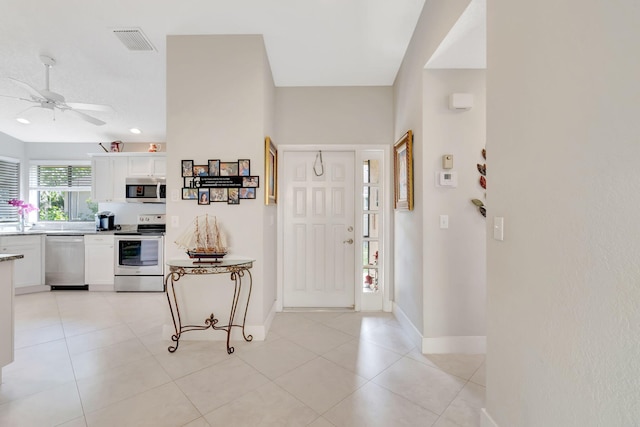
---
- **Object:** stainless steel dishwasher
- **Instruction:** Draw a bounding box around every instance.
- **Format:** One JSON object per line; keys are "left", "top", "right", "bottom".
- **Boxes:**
{"left": 45, "top": 234, "right": 87, "bottom": 290}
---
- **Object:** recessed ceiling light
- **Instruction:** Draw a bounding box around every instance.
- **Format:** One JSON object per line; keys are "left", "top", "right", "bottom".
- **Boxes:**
{"left": 16, "top": 117, "right": 30, "bottom": 124}
{"left": 129, "top": 128, "right": 142, "bottom": 134}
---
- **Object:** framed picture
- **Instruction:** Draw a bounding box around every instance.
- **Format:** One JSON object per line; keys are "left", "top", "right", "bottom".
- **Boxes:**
{"left": 197, "top": 188, "right": 210, "bottom": 205}
{"left": 239, "top": 187, "right": 256, "bottom": 199}
{"left": 238, "top": 159, "right": 251, "bottom": 176}
{"left": 265, "top": 136, "right": 277, "bottom": 205}
{"left": 193, "top": 165, "right": 209, "bottom": 177}
{"left": 242, "top": 176, "right": 259, "bottom": 188}
{"left": 220, "top": 161, "right": 238, "bottom": 176}
{"left": 228, "top": 188, "right": 240, "bottom": 205}
{"left": 182, "top": 188, "right": 198, "bottom": 200}
{"left": 208, "top": 160, "right": 220, "bottom": 176}
{"left": 393, "top": 130, "right": 414, "bottom": 211}
{"left": 181, "top": 160, "right": 194, "bottom": 177}
{"left": 211, "top": 188, "right": 228, "bottom": 202}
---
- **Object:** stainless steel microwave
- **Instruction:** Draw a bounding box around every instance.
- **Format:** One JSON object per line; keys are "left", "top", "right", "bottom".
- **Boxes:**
{"left": 125, "top": 177, "right": 166, "bottom": 203}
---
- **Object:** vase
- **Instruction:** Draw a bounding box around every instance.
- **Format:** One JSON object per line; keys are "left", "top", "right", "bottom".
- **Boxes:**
{"left": 17, "top": 213, "right": 27, "bottom": 232}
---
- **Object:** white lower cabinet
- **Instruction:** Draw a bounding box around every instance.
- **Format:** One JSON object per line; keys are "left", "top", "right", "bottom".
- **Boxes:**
{"left": 0, "top": 235, "right": 44, "bottom": 290}
{"left": 84, "top": 235, "right": 114, "bottom": 290}
{"left": 0, "top": 258, "right": 16, "bottom": 382}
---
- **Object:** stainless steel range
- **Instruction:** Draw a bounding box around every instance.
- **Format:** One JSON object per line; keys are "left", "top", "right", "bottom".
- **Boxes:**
{"left": 114, "top": 214, "right": 165, "bottom": 292}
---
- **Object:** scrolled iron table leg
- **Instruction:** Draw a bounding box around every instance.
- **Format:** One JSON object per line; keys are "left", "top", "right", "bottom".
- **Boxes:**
{"left": 164, "top": 260, "right": 254, "bottom": 354}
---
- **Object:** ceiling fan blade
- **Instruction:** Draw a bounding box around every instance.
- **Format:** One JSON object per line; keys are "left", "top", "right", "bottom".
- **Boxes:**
{"left": 65, "top": 102, "right": 114, "bottom": 112}
{"left": 0, "top": 93, "right": 37, "bottom": 103}
{"left": 7, "top": 77, "right": 45, "bottom": 100}
{"left": 64, "top": 109, "right": 106, "bottom": 126}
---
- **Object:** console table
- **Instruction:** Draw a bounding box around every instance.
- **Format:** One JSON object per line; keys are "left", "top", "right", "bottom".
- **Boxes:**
{"left": 165, "top": 258, "right": 254, "bottom": 354}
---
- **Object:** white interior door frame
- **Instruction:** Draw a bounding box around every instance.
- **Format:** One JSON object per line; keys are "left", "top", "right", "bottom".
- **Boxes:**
{"left": 276, "top": 144, "right": 393, "bottom": 312}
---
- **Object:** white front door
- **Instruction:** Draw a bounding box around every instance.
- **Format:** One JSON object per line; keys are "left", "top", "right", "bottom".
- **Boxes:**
{"left": 282, "top": 150, "right": 356, "bottom": 308}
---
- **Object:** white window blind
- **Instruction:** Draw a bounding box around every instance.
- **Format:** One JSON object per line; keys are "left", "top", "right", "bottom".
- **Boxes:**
{"left": 29, "top": 165, "right": 92, "bottom": 191}
{"left": 0, "top": 159, "right": 20, "bottom": 223}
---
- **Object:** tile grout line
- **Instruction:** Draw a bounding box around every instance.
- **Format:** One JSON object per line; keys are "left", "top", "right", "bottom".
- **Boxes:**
{"left": 55, "top": 291, "right": 90, "bottom": 426}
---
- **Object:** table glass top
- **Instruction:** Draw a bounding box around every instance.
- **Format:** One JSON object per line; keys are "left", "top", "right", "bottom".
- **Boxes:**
{"left": 166, "top": 258, "right": 254, "bottom": 268}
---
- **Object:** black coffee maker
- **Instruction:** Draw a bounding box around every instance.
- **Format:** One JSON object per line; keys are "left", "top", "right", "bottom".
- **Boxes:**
{"left": 95, "top": 211, "right": 115, "bottom": 231}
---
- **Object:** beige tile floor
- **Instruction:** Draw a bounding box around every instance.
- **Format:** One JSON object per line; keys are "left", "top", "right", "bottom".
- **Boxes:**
{"left": 0, "top": 291, "right": 485, "bottom": 427}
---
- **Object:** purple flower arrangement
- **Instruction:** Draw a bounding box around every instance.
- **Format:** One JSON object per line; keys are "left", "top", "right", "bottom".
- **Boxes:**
{"left": 7, "top": 199, "right": 38, "bottom": 215}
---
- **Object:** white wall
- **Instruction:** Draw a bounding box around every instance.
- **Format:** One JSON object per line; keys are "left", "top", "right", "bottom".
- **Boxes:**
{"left": 275, "top": 86, "right": 393, "bottom": 145}
{"left": 261, "top": 39, "right": 278, "bottom": 322}
{"left": 0, "top": 132, "right": 25, "bottom": 159}
{"left": 393, "top": 0, "right": 472, "bottom": 337}
{"left": 486, "top": 1, "right": 640, "bottom": 425}
{"left": 422, "top": 69, "right": 486, "bottom": 348}
{"left": 166, "top": 35, "right": 275, "bottom": 335}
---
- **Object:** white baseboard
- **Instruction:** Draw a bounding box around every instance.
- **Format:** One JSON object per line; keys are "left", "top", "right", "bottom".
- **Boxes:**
{"left": 392, "top": 302, "right": 424, "bottom": 350}
{"left": 15, "top": 285, "right": 49, "bottom": 295}
{"left": 263, "top": 299, "right": 277, "bottom": 338}
{"left": 481, "top": 408, "right": 499, "bottom": 427}
{"left": 392, "top": 303, "right": 486, "bottom": 354}
{"left": 422, "top": 335, "right": 486, "bottom": 354}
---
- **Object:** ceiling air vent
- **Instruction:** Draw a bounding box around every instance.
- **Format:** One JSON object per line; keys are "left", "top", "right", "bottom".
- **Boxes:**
{"left": 112, "top": 28, "right": 155, "bottom": 52}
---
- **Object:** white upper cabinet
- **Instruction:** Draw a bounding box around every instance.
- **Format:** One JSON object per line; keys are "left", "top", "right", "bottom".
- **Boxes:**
{"left": 91, "top": 155, "right": 128, "bottom": 202}
{"left": 91, "top": 153, "right": 165, "bottom": 202}
{"left": 127, "top": 154, "right": 166, "bottom": 177}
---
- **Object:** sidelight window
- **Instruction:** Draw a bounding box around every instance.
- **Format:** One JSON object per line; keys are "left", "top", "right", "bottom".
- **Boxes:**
{"left": 362, "top": 158, "right": 381, "bottom": 293}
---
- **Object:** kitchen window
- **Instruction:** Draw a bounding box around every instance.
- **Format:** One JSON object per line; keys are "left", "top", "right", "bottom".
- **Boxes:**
{"left": 0, "top": 158, "right": 20, "bottom": 223}
{"left": 29, "top": 162, "right": 96, "bottom": 222}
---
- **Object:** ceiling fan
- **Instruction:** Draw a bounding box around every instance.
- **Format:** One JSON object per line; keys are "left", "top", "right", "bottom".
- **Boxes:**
{"left": 0, "top": 55, "right": 113, "bottom": 126}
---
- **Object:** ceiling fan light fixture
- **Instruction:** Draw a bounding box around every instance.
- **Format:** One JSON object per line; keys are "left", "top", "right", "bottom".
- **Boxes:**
{"left": 129, "top": 128, "right": 142, "bottom": 134}
{"left": 16, "top": 117, "right": 30, "bottom": 124}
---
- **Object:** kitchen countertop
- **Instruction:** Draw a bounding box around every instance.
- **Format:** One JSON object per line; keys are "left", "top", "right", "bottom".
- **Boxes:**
{"left": 0, "top": 229, "right": 131, "bottom": 236}
{"left": 0, "top": 224, "right": 138, "bottom": 237}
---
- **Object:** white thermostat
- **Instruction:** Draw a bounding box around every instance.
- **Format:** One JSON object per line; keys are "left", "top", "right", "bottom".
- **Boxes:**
{"left": 437, "top": 171, "right": 458, "bottom": 187}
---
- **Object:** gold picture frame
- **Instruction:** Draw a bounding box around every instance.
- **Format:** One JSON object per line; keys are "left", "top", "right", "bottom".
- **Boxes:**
{"left": 394, "top": 130, "right": 413, "bottom": 210}
{"left": 265, "top": 136, "right": 277, "bottom": 205}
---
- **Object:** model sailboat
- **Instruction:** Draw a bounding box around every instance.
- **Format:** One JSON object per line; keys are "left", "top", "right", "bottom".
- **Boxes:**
{"left": 174, "top": 214, "right": 228, "bottom": 263}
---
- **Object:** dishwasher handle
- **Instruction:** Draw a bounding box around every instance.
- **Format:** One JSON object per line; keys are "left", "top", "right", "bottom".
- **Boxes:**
{"left": 46, "top": 236, "right": 85, "bottom": 244}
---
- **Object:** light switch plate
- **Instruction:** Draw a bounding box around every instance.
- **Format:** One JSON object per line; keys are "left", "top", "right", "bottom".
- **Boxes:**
{"left": 440, "top": 215, "right": 449, "bottom": 229}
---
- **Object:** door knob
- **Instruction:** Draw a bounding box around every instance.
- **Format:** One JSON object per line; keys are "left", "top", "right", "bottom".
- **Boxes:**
{"left": 343, "top": 238, "right": 354, "bottom": 244}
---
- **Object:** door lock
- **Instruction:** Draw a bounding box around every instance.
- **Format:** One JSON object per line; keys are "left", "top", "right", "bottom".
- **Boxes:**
{"left": 343, "top": 238, "right": 354, "bottom": 244}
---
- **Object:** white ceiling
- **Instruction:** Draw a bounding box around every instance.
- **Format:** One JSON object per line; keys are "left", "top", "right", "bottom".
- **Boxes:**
{"left": 425, "top": 0, "right": 486, "bottom": 69}
{"left": 0, "top": 0, "right": 484, "bottom": 145}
